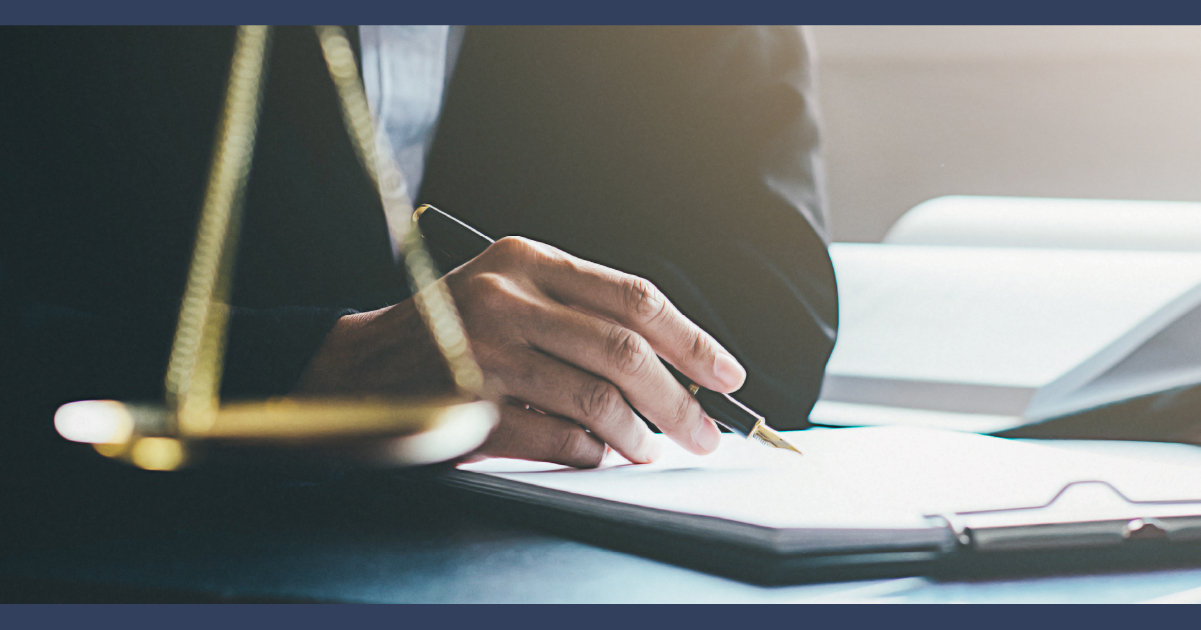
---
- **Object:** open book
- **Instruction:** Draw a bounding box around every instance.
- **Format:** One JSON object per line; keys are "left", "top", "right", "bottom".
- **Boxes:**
{"left": 445, "top": 426, "right": 1201, "bottom": 582}
{"left": 811, "top": 196, "right": 1201, "bottom": 439}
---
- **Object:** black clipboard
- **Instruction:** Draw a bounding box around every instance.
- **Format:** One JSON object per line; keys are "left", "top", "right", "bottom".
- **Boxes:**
{"left": 436, "top": 468, "right": 1201, "bottom": 585}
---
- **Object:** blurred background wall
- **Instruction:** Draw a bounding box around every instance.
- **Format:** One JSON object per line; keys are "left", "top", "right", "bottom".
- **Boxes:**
{"left": 808, "top": 26, "right": 1201, "bottom": 242}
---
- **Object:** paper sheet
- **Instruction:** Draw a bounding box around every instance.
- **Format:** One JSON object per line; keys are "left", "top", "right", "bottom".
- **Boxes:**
{"left": 827, "top": 244, "right": 1201, "bottom": 390}
{"left": 458, "top": 427, "right": 1201, "bottom": 531}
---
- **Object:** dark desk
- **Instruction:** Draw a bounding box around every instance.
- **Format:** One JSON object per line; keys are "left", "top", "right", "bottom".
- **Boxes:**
{"left": 6, "top": 436, "right": 1201, "bottom": 603}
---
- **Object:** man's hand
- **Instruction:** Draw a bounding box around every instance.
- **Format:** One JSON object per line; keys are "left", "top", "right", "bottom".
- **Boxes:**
{"left": 296, "top": 237, "right": 746, "bottom": 468}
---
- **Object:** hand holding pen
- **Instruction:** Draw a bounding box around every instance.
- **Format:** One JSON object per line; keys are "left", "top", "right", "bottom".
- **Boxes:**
{"left": 297, "top": 204, "right": 797, "bottom": 468}
{"left": 414, "top": 205, "right": 801, "bottom": 457}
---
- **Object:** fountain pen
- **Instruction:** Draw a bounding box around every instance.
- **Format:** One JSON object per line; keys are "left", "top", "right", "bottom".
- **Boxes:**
{"left": 413, "top": 204, "right": 802, "bottom": 455}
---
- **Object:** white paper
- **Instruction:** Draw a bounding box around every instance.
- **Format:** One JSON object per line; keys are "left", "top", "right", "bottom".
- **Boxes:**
{"left": 884, "top": 196, "right": 1201, "bottom": 252}
{"left": 457, "top": 427, "right": 1201, "bottom": 531}
{"left": 826, "top": 244, "right": 1201, "bottom": 390}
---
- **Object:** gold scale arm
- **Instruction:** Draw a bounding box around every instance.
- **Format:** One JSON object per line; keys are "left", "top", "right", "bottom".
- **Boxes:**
{"left": 54, "top": 26, "right": 497, "bottom": 470}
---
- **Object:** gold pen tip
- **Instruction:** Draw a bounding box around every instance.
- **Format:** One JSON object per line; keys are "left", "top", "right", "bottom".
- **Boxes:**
{"left": 751, "top": 424, "right": 802, "bottom": 455}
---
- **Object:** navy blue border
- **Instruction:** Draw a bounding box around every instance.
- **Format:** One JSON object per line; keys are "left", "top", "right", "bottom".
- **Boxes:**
{"left": 3, "top": 0, "right": 1201, "bottom": 622}
{"left": 2, "top": 602, "right": 1195, "bottom": 626}
{"left": 2, "top": 0, "right": 1201, "bottom": 25}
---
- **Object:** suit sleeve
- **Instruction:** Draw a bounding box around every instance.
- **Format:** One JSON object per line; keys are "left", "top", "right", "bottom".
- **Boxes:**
{"left": 420, "top": 26, "right": 837, "bottom": 428}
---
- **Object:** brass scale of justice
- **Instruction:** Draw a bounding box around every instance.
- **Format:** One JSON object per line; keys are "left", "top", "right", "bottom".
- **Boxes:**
{"left": 54, "top": 25, "right": 497, "bottom": 470}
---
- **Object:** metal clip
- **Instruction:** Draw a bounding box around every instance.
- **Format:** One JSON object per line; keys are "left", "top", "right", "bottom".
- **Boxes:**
{"left": 929, "top": 481, "right": 1201, "bottom": 553}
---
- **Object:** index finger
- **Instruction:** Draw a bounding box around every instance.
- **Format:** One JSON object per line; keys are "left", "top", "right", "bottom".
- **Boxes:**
{"left": 531, "top": 247, "right": 746, "bottom": 394}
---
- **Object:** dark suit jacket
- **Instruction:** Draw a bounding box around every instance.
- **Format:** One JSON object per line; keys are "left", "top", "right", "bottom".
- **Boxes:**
{"left": 0, "top": 26, "right": 836, "bottom": 469}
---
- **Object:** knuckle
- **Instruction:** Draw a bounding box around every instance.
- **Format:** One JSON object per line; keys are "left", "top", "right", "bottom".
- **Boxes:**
{"left": 492, "top": 236, "right": 534, "bottom": 257}
{"left": 675, "top": 392, "right": 695, "bottom": 423}
{"left": 491, "top": 236, "right": 557, "bottom": 266}
{"left": 688, "top": 329, "right": 713, "bottom": 361}
{"left": 469, "top": 272, "right": 518, "bottom": 311}
{"left": 620, "top": 275, "right": 667, "bottom": 323}
{"left": 671, "top": 388, "right": 698, "bottom": 427}
{"left": 574, "top": 379, "right": 625, "bottom": 424}
{"left": 556, "top": 430, "right": 603, "bottom": 468}
{"left": 606, "top": 328, "right": 653, "bottom": 377}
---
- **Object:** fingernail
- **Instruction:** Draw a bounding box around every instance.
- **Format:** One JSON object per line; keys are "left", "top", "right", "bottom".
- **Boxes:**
{"left": 691, "top": 417, "right": 721, "bottom": 453}
{"left": 713, "top": 352, "right": 746, "bottom": 391}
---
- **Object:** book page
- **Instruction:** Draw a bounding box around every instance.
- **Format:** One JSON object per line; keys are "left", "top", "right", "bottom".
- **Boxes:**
{"left": 825, "top": 244, "right": 1201, "bottom": 396}
{"left": 456, "top": 427, "right": 1201, "bottom": 532}
{"left": 885, "top": 196, "right": 1201, "bottom": 251}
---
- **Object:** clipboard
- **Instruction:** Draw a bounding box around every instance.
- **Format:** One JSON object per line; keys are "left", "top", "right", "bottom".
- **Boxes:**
{"left": 438, "top": 427, "right": 1201, "bottom": 584}
{"left": 935, "top": 480, "right": 1201, "bottom": 552}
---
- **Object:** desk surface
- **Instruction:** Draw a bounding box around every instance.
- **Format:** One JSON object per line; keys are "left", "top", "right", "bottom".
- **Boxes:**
{"left": 6, "top": 438, "right": 1201, "bottom": 603}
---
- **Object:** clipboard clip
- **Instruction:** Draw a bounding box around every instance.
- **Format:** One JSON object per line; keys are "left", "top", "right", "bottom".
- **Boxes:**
{"left": 928, "top": 481, "right": 1201, "bottom": 553}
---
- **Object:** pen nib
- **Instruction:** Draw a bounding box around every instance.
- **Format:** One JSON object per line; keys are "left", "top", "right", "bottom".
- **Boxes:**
{"left": 751, "top": 423, "right": 802, "bottom": 455}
